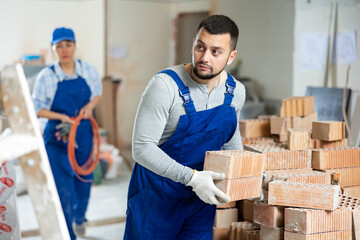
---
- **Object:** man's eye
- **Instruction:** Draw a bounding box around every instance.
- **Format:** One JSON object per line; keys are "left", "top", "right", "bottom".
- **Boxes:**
{"left": 213, "top": 50, "right": 220, "bottom": 55}
{"left": 197, "top": 45, "right": 204, "bottom": 50}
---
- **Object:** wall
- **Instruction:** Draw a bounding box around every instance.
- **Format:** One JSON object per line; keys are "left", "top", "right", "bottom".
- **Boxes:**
{"left": 107, "top": 0, "right": 211, "bottom": 148}
{"left": 293, "top": 0, "right": 360, "bottom": 117}
{"left": 0, "top": 0, "right": 105, "bottom": 76}
{"left": 214, "top": 0, "right": 295, "bottom": 100}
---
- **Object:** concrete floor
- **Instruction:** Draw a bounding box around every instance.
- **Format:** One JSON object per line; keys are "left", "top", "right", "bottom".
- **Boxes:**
{"left": 17, "top": 164, "right": 132, "bottom": 240}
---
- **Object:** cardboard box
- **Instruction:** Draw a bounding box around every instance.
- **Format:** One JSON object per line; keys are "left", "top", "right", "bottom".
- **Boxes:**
{"left": 312, "top": 121, "right": 345, "bottom": 141}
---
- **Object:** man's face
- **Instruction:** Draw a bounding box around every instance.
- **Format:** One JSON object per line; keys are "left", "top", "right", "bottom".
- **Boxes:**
{"left": 191, "top": 27, "right": 237, "bottom": 80}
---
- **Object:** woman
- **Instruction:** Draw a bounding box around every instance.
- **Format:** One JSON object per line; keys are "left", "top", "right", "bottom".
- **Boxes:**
{"left": 32, "top": 27, "right": 102, "bottom": 239}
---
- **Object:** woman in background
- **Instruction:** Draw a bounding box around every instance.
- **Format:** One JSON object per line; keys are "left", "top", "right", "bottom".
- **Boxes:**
{"left": 32, "top": 27, "right": 102, "bottom": 240}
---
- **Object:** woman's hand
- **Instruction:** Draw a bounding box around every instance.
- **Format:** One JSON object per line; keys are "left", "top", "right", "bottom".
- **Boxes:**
{"left": 79, "top": 104, "right": 93, "bottom": 119}
{"left": 60, "top": 114, "right": 75, "bottom": 124}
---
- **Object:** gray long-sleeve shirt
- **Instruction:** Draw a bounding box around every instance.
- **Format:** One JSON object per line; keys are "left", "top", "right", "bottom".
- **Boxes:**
{"left": 132, "top": 64, "right": 246, "bottom": 185}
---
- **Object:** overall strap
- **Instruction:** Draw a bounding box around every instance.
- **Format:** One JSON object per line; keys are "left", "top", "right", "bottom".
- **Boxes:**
{"left": 158, "top": 69, "right": 196, "bottom": 114}
{"left": 224, "top": 72, "right": 236, "bottom": 106}
{"left": 48, "top": 64, "right": 61, "bottom": 82}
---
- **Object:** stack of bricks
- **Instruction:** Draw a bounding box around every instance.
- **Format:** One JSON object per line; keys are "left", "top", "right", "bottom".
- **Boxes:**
{"left": 244, "top": 142, "right": 311, "bottom": 171}
{"left": 312, "top": 146, "right": 360, "bottom": 189}
{"left": 270, "top": 96, "right": 317, "bottom": 142}
{"left": 338, "top": 195, "right": 360, "bottom": 239}
{"left": 204, "top": 150, "right": 265, "bottom": 201}
{"left": 213, "top": 206, "right": 238, "bottom": 240}
{"left": 310, "top": 121, "right": 347, "bottom": 149}
{"left": 229, "top": 221, "right": 260, "bottom": 240}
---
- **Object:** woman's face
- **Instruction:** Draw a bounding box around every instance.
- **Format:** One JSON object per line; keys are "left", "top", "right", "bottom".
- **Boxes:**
{"left": 53, "top": 40, "right": 76, "bottom": 64}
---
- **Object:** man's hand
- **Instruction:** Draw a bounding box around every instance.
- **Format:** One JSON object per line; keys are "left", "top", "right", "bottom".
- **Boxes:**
{"left": 186, "top": 170, "right": 231, "bottom": 205}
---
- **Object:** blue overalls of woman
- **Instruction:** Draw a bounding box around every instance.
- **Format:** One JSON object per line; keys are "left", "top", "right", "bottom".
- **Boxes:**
{"left": 31, "top": 27, "right": 102, "bottom": 240}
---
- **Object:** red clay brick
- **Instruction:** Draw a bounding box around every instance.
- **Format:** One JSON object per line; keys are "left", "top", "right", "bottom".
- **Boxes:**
{"left": 239, "top": 119, "right": 271, "bottom": 138}
{"left": 213, "top": 227, "right": 229, "bottom": 240}
{"left": 268, "top": 181, "right": 341, "bottom": 210}
{"left": 337, "top": 195, "right": 360, "bottom": 240}
{"left": 287, "top": 128, "right": 311, "bottom": 150}
{"left": 217, "top": 201, "right": 237, "bottom": 209}
{"left": 312, "top": 147, "right": 360, "bottom": 170}
{"left": 284, "top": 231, "right": 352, "bottom": 240}
{"left": 242, "top": 137, "right": 275, "bottom": 145}
{"left": 324, "top": 168, "right": 360, "bottom": 187}
{"left": 312, "top": 121, "right": 345, "bottom": 141}
{"left": 215, "top": 176, "right": 262, "bottom": 201}
{"left": 253, "top": 201, "right": 284, "bottom": 228}
{"left": 241, "top": 200, "right": 254, "bottom": 222}
{"left": 284, "top": 207, "right": 352, "bottom": 234}
{"left": 343, "top": 186, "right": 360, "bottom": 199}
{"left": 245, "top": 143, "right": 312, "bottom": 170}
{"left": 311, "top": 138, "right": 347, "bottom": 149}
{"left": 260, "top": 225, "right": 284, "bottom": 240}
{"left": 280, "top": 96, "right": 315, "bottom": 118}
{"left": 229, "top": 221, "right": 259, "bottom": 240}
{"left": 269, "top": 171, "right": 331, "bottom": 186}
{"left": 247, "top": 230, "right": 260, "bottom": 240}
{"left": 204, "top": 150, "right": 265, "bottom": 179}
{"left": 263, "top": 169, "right": 313, "bottom": 191}
{"left": 214, "top": 208, "right": 238, "bottom": 228}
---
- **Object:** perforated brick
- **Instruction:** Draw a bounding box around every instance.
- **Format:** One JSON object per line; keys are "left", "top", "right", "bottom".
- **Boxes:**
{"left": 311, "top": 138, "right": 347, "bottom": 149}
{"left": 280, "top": 96, "right": 315, "bottom": 118}
{"left": 215, "top": 176, "right": 262, "bottom": 201}
{"left": 312, "top": 147, "right": 360, "bottom": 170}
{"left": 268, "top": 181, "right": 341, "bottom": 210}
{"left": 239, "top": 119, "right": 271, "bottom": 138}
{"left": 284, "top": 207, "right": 352, "bottom": 234}
{"left": 343, "top": 186, "right": 360, "bottom": 199}
{"left": 214, "top": 208, "right": 238, "bottom": 228}
{"left": 242, "top": 137, "right": 275, "bottom": 145}
{"left": 204, "top": 150, "right": 265, "bottom": 179}
{"left": 269, "top": 171, "right": 331, "bottom": 186}
{"left": 253, "top": 201, "right": 284, "bottom": 228}
{"left": 312, "top": 121, "right": 345, "bottom": 141}
{"left": 245, "top": 142, "right": 311, "bottom": 170}
{"left": 325, "top": 168, "right": 360, "bottom": 187}
{"left": 287, "top": 128, "right": 311, "bottom": 150}
{"left": 284, "top": 231, "right": 352, "bottom": 240}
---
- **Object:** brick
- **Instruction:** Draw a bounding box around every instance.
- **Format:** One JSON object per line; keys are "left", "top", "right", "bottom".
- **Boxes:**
{"left": 284, "top": 231, "right": 352, "bottom": 240}
{"left": 204, "top": 150, "right": 265, "bottom": 179}
{"left": 270, "top": 116, "right": 289, "bottom": 135}
{"left": 214, "top": 208, "right": 238, "bottom": 228}
{"left": 242, "top": 137, "right": 274, "bottom": 145}
{"left": 312, "top": 121, "right": 345, "bottom": 141}
{"left": 284, "top": 207, "right": 352, "bottom": 234}
{"left": 325, "top": 168, "right": 360, "bottom": 187}
{"left": 245, "top": 143, "right": 312, "bottom": 170}
{"left": 213, "top": 227, "right": 229, "bottom": 240}
{"left": 260, "top": 225, "right": 284, "bottom": 240}
{"left": 215, "top": 176, "right": 262, "bottom": 201}
{"left": 229, "top": 221, "right": 259, "bottom": 240}
{"left": 280, "top": 96, "right": 315, "bottom": 117}
{"left": 268, "top": 181, "right": 341, "bottom": 210}
{"left": 241, "top": 200, "right": 254, "bottom": 222}
{"left": 311, "top": 138, "right": 347, "bottom": 149}
{"left": 247, "top": 230, "right": 260, "bottom": 240}
{"left": 343, "top": 186, "right": 360, "bottom": 198}
{"left": 263, "top": 169, "right": 313, "bottom": 191}
{"left": 287, "top": 128, "right": 311, "bottom": 150}
{"left": 239, "top": 119, "right": 271, "bottom": 138}
{"left": 337, "top": 195, "right": 360, "bottom": 240}
{"left": 292, "top": 113, "right": 318, "bottom": 130}
{"left": 353, "top": 207, "right": 360, "bottom": 240}
{"left": 312, "top": 147, "right": 360, "bottom": 170}
{"left": 253, "top": 201, "right": 284, "bottom": 228}
{"left": 269, "top": 171, "right": 331, "bottom": 186}
{"left": 217, "top": 201, "right": 237, "bottom": 209}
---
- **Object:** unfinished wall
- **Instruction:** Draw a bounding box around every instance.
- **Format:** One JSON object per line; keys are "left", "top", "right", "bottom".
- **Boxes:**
{"left": 293, "top": 0, "right": 360, "bottom": 117}
{"left": 214, "top": 0, "right": 295, "bottom": 100}
{"left": 0, "top": 0, "right": 105, "bottom": 76}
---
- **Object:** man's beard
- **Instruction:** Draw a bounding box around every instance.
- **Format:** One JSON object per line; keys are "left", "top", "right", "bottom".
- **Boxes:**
{"left": 192, "top": 63, "right": 226, "bottom": 80}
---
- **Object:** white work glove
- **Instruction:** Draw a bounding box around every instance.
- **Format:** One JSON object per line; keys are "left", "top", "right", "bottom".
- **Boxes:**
{"left": 186, "top": 170, "right": 231, "bottom": 205}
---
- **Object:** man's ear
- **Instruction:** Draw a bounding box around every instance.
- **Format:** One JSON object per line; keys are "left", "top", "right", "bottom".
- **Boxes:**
{"left": 227, "top": 50, "right": 237, "bottom": 66}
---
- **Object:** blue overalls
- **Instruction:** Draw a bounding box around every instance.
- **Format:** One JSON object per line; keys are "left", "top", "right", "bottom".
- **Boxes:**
{"left": 43, "top": 62, "right": 93, "bottom": 240}
{"left": 124, "top": 69, "right": 238, "bottom": 240}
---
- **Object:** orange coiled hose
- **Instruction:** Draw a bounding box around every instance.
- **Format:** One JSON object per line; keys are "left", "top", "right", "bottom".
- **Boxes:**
{"left": 68, "top": 113, "right": 101, "bottom": 182}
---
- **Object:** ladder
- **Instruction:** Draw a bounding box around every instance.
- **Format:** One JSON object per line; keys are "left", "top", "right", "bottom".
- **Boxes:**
{"left": 0, "top": 64, "right": 70, "bottom": 239}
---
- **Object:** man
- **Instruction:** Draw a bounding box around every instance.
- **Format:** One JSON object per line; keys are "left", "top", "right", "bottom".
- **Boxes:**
{"left": 124, "top": 15, "right": 246, "bottom": 240}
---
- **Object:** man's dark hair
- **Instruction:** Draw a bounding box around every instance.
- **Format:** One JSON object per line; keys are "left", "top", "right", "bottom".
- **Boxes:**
{"left": 197, "top": 15, "right": 239, "bottom": 51}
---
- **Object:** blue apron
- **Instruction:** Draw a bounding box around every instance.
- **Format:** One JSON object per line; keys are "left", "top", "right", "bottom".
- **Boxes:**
{"left": 43, "top": 62, "right": 93, "bottom": 240}
{"left": 124, "top": 69, "right": 237, "bottom": 240}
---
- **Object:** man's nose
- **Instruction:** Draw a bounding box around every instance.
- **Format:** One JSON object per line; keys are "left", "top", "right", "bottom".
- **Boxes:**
{"left": 200, "top": 50, "right": 211, "bottom": 63}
